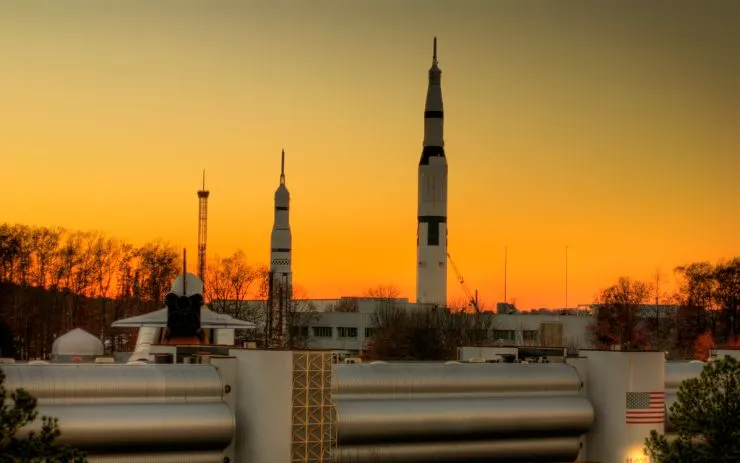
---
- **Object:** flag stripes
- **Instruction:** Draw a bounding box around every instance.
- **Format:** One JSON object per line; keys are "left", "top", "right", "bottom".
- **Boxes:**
{"left": 625, "top": 391, "right": 665, "bottom": 424}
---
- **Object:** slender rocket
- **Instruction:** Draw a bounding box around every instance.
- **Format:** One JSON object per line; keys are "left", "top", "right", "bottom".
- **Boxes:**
{"left": 416, "top": 37, "right": 448, "bottom": 307}
{"left": 271, "top": 149, "right": 292, "bottom": 292}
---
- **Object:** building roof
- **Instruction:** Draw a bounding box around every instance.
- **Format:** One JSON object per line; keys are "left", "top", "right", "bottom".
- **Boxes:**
{"left": 111, "top": 306, "right": 256, "bottom": 330}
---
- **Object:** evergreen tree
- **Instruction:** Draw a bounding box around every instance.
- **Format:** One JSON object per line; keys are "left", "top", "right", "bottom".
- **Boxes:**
{"left": 0, "top": 368, "right": 87, "bottom": 462}
{"left": 645, "top": 356, "right": 740, "bottom": 462}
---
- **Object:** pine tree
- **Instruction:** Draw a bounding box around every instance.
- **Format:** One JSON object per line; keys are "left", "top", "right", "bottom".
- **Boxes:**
{"left": 0, "top": 368, "right": 87, "bottom": 462}
{"left": 645, "top": 356, "right": 740, "bottom": 462}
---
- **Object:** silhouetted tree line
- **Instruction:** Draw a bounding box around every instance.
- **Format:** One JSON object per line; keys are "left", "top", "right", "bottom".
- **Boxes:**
{"left": 4, "top": 222, "right": 737, "bottom": 362}
{"left": 589, "top": 258, "right": 740, "bottom": 359}
{"left": 0, "top": 223, "right": 181, "bottom": 359}
{"left": 0, "top": 223, "right": 316, "bottom": 359}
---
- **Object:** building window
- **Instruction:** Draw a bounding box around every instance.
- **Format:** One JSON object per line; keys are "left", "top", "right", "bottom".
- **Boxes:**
{"left": 523, "top": 330, "right": 539, "bottom": 344}
{"left": 313, "top": 327, "right": 333, "bottom": 338}
{"left": 365, "top": 328, "right": 375, "bottom": 338}
{"left": 290, "top": 326, "right": 309, "bottom": 338}
{"left": 337, "top": 327, "right": 358, "bottom": 339}
{"left": 493, "top": 330, "right": 514, "bottom": 341}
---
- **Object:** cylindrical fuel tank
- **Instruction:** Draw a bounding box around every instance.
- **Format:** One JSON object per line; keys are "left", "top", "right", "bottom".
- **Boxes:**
{"left": 333, "top": 363, "right": 583, "bottom": 398}
{"left": 1, "top": 364, "right": 223, "bottom": 404}
{"left": 336, "top": 396, "right": 594, "bottom": 443}
{"left": 87, "top": 452, "right": 226, "bottom": 463}
{"left": 665, "top": 362, "right": 704, "bottom": 433}
{"left": 666, "top": 361, "right": 704, "bottom": 389}
{"left": 336, "top": 437, "right": 581, "bottom": 463}
{"left": 17, "top": 403, "right": 234, "bottom": 451}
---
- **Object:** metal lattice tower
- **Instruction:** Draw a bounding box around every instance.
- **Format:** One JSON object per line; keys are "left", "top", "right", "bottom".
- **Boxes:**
{"left": 197, "top": 170, "right": 210, "bottom": 287}
{"left": 290, "top": 351, "right": 337, "bottom": 463}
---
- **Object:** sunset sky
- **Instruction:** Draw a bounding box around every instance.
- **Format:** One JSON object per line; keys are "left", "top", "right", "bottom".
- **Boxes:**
{"left": 2, "top": 0, "right": 739, "bottom": 309}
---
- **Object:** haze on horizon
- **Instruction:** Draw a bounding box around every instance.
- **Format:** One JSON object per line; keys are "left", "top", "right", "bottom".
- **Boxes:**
{"left": 1, "top": 0, "right": 739, "bottom": 310}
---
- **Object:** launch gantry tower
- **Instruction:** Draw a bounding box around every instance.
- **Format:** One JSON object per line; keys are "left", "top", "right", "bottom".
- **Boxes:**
{"left": 197, "top": 170, "right": 210, "bottom": 289}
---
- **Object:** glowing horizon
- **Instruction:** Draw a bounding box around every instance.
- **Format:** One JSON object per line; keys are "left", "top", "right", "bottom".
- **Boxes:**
{"left": 1, "top": 1, "right": 738, "bottom": 310}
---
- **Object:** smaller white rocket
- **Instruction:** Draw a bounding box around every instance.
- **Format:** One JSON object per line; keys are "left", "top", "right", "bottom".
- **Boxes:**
{"left": 270, "top": 149, "right": 292, "bottom": 288}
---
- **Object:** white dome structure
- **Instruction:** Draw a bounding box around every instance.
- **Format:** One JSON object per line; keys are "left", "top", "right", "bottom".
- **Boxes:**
{"left": 51, "top": 328, "right": 104, "bottom": 362}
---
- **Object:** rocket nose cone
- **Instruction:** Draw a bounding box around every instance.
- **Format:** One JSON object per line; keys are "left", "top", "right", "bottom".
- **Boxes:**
{"left": 171, "top": 273, "right": 203, "bottom": 297}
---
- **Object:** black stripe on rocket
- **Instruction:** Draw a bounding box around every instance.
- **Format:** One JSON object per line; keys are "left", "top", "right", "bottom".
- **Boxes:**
{"left": 418, "top": 215, "right": 446, "bottom": 247}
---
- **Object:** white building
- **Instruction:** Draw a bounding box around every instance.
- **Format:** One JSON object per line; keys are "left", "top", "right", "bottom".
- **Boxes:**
{"left": 295, "top": 302, "right": 594, "bottom": 355}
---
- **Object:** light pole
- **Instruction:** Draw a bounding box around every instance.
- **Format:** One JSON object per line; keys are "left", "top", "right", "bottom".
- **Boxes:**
{"left": 504, "top": 245, "right": 508, "bottom": 304}
{"left": 565, "top": 246, "right": 569, "bottom": 310}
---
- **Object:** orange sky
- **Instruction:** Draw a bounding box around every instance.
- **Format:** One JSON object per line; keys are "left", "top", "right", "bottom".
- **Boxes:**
{"left": 1, "top": 1, "right": 739, "bottom": 309}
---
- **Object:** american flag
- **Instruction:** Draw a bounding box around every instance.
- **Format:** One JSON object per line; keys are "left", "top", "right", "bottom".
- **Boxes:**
{"left": 626, "top": 391, "right": 665, "bottom": 424}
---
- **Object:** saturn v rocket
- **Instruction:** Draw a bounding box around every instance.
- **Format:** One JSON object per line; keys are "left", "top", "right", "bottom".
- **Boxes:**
{"left": 416, "top": 37, "right": 448, "bottom": 308}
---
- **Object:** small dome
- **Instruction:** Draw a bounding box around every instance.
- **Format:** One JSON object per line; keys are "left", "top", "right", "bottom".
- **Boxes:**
{"left": 52, "top": 328, "right": 104, "bottom": 357}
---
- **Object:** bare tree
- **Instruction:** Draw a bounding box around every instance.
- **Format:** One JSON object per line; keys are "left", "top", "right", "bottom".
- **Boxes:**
{"left": 206, "top": 251, "right": 265, "bottom": 345}
{"left": 90, "top": 234, "right": 123, "bottom": 347}
{"left": 587, "top": 277, "right": 653, "bottom": 350}
{"left": 136, "top": 241, "right": 180, "bottom": 305}
{"left": 284, "top": 284, "right": 318, "bottom": 349}
{"left": 327, "top": 299, "right": 359, "bottom": 313}
{"left": 714, "top": 258, "right": 740, "bottom": 341}
{"left": 365, "top": 284, "right": 403, "bottom": 314}
{"left": 365, "top": 284, "right": 401, "bottom": 299}
{"left": 361, "top": 285, "right": 495, "bottom": 360}
{"left": 30, "top": 226, "right": 63, "bottom": 289}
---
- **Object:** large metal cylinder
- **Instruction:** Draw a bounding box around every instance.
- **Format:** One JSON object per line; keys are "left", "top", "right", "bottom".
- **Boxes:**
{"left": 337, "top": 396, "right": 594, "bottom": 443}
{"left": 336, "top": 437, "right": 581, "bottom": 463}
{"left": 1, "top": 364, "right": 223, "bottom": 404}
{"left": 665, "top": 361, "right": 704, "bottom": 433}
{"left": 333, "top": 362, "right": 590, "bottom": 462}
{"left": 666, "top": 361, "right": 704, "bottom": 389}
{"left": 17, "top": 403, "right": 234, "bottom": 451}
{"left": 87, "top": 452, "right": 225, "bottom": 463}
{"left": 333, "top": 363, "right": 583, "bottom": 399}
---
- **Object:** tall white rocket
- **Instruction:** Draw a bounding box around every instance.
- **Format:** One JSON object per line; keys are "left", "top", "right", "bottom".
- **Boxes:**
{"left": 416, "top": 37, "right": 448, "bottom": 308}
{"left": 271, "top": 149, "right": 292, "bottom": 293}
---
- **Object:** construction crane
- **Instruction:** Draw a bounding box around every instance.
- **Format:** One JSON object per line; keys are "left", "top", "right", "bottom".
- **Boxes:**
{"left": 447, "top": 252, "right": 480, "bottom": 315}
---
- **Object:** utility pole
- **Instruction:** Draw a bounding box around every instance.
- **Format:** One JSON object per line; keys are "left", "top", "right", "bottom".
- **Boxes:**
{"left": 504, "top": 245, "right": 508, "bottom": 305}
{"left": 655, "top": 268, "right": 661, "bottom": 339}
{"left": 565, "top": 246, "right": 569, "bottom": 310}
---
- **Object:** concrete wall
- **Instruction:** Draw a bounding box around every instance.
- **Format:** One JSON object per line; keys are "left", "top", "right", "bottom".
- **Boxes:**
{"left": 711, "top": 348, "right": 740, "bottom": 360}
{"left": 305, "top": 312, "right": 375, "bottom": 352}
{"left": 492, "top": 314, "right": 592, "bottom": 349}
{"left": 229, "top": 349, "right": 294, "bottom": 463}
{"left": 581, "top": 350, "right": 665, "bottom": 463}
